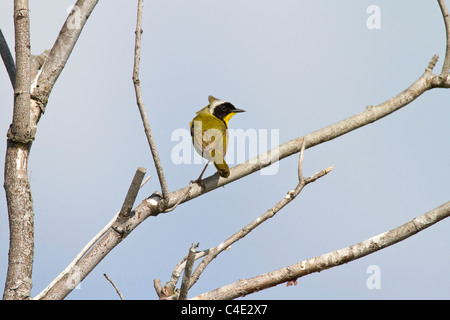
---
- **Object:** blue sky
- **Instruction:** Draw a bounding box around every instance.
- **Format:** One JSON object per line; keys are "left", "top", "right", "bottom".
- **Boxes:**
{"left": 1, "top": 1, "right": 450, "bottom": 299}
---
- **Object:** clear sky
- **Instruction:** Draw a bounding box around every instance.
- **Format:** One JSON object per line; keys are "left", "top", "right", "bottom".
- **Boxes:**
{"left": 1, "top": 1, "right": 449, "bottom": 300}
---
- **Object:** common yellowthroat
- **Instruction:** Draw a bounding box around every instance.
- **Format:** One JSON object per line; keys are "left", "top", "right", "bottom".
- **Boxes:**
{"left": 190, "top": 96, "right": 245, "bottom": 189}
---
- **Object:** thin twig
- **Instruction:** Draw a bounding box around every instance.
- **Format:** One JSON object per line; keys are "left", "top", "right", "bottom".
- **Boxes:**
{"left": 103, "top": 274, "right": 124, "bottom": 300}
{"left": 132, "top": 0, "right": 170, "bottom": 199}
{"left": 140, "top": 174, "right": 151, "bottom": 188}
{"left": 438, "top": 0, "right": 450, "bottom": 76}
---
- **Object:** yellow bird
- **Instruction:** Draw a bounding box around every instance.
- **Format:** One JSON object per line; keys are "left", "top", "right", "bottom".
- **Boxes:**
{"left": 190, "top": 96, "right": 245, "bottom": 189}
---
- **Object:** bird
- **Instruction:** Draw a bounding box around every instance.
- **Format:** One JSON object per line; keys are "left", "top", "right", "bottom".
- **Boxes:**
{"left": 190, "top": 95, "right": 245, "bottom": 189}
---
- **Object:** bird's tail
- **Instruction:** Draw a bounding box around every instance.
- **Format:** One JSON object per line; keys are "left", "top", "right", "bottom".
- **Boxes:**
{"left": 214, "top": 160, "right": 230, "bottom": 178}
{"left": 209, "top": 147, "right": 230, "bottom": 178}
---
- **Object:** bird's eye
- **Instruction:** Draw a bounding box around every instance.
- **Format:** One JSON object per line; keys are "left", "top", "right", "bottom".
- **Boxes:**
{"left": 221, "top": 104, "right": 227, "bottom": 111}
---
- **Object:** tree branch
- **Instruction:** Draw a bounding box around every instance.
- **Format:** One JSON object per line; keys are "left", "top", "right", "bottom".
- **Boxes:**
{"left": 438, "top": 0, "right": 450, "bottom": 76}
{"left": 161, "top": 55, "right": 442, "bottom": 208}
{"left": 132, "top": 0, "right": 170, "bottom": 199}
{"left": 158, "top": 140, "right": 333, "bottom": 300}
{"left": 3, "top": 0, "right": 99, "bottom": 301}
{"left": 29, "top": 0, "right": 99, "bottom": 136}
{"left": 119, "top": 167, "right": 146, "bottom": 218}
{"left": 33, "top": 172, "right": 151, "bottom": 300}
{"left": 4, "top": 0, "right": 100, "bottom": 300}
{"left": 192, "top": 201, "right": 450, "bottom": 300}
{"left": 34, "top": 54, "right": 449, "bottom": 300}
{"left": 154, "top": 247, "right": 209, "bottom": 299}
{"left": 186, "top": 141, "right": 334, "bottom": 292}
{"left": 178, "top": 243, "right": 198, "bottom": 300}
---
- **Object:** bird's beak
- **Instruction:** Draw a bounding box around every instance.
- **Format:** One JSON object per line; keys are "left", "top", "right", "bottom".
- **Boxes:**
{"left": 233, "top": 108, "right": 246, "bottom": 113}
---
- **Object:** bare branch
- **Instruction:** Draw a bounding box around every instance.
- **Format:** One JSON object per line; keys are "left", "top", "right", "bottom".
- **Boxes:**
{"left": 132, "top": 0, "right": 170, "bottom": 199}
{"left": 30, "top": 0, "right": 99, "bottom": 133}
{"left": 160, "top": 56, "right": 442, "bottom": 211}
{"left": 119, "top": 167, "right": 146, "bottom": 218}
{"left": 34, "top": 174, "right": 151, "bottom": 300}
{"left": 427, "top": 53, "right": 439, "bottom": 71}
{"left": 103, "top": 274, "right": 124, "bottom": 300}
{"left": 186, "top": 146, "right": 334, "bottom": 292}
{"left": 35, "top": 55, "right": 447, "bottom": 300}
{"left": 178, "top": 243, "right": 198, "bottom": 300}
{"left": 153, "top": 278, "right": 163, "bottom": 298}
{"left": 0, "top": 28, "right": 16, "bottom": 88}
{"left": 5, "top": 0, "right": 99, "bottom": 300}
{"left": 438, "top": 0, "right": 450, "bottom": 75}
{"left": 192, "top": 201, "right": 450, "bottom": 300}
{"left": 156, "top": 247, "right": 210, "bottom": 299}
{"left": 159, "top": 141, "right": 313, "bottom": 299}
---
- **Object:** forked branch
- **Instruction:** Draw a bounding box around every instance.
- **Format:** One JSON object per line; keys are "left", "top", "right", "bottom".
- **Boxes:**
{"left": 34, "top": 3, "right": 450, "bottom": 300}
{"left": 192, "top": 201, "right": 450, "bottom": 300}
{"left": 158, "top": 140, "right": 335, "bottom": 299}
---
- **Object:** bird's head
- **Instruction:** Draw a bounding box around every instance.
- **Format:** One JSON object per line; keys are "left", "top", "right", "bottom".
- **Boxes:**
{"left": 208, "top": 95, "right": 245, "bottom": 123}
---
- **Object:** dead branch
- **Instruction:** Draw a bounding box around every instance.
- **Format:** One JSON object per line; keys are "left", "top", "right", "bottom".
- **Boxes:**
{"left": 158, "top": 139, "right": 334, "bottom": 299}
{"left": 178, "top": 243, "right": 198, "bottom": 300}
{"left": 132, "top": 0, "right": 169, "bottom": 199}
{"left": 154, "top": 247, "right": 210, "bottom": 299}
{"left": 185, "top": 141, "right": 334, "bottom": 292}
{"left": 33, "top": 2, "right": 450, "bottom": 300}
{"left": 30, "top": 0, "right": 99, "bottom": 136}
{"left": 4, "top": 0, "right": 100, "bottom": 301}
{"left": 103, "top": 273, "right": 124, "bottom": 300}
{"left": 35, "top": 54, "right": 448, "bottom": 300}
{"left": 119, "top": 167, "right": 146, "bottom": 219}
{"left": 33, "top": 171, "right": 151, "bottom": 300}
{"left": 192, "top": 201, "right": 450, "bottom": 300}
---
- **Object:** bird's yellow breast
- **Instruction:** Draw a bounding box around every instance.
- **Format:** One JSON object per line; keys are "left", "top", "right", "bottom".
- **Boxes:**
{"left": 190, "top": 112, "right": 229, "bottom": 160}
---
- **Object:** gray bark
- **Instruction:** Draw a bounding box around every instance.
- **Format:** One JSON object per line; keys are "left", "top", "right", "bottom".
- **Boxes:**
{"left": 3, "top": 0, "right": 33, "bottom": 300}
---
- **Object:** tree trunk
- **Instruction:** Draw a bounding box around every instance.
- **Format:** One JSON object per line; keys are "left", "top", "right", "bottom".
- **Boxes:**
{"left": 3, "top": 0, "right": 34, "bottom": 300}
{"left": 3, "top": 142, "right": 34, "bottom": 300}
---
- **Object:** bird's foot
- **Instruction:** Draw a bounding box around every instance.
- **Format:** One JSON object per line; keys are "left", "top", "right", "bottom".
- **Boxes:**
{"left": 190, "top": 178, "right": 206, "bottom": 191}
